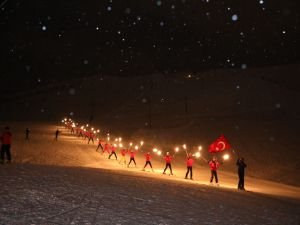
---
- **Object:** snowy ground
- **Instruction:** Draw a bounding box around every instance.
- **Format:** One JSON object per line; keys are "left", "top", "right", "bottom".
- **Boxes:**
{"left": 0, "top": 123, "right": 300, "bottom": 225}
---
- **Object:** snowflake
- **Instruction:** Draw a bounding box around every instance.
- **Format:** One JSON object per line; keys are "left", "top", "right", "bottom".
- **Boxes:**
{"left": 231, "top": 14, "right": 238, "bottom": 21}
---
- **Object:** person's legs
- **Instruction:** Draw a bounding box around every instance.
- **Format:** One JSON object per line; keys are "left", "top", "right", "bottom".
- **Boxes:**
{"left": 185, "top": 167, "right": 189, "bottom": 178}
{"left": 6, "top": 145, "right": 11, "bottom": 162}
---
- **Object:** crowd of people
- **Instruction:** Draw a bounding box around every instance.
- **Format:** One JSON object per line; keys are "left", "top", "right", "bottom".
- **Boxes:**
{"left": 0, "top": 121, "right": 247, "bottom": 191}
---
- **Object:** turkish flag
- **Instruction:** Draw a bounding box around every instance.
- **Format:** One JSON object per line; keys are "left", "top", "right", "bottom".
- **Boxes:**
{"left": 209, "top": 135, "right": 231, "bottom": 153}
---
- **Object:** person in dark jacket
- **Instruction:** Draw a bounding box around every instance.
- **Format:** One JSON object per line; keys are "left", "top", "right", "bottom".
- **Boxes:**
{"left": 55, "top": 129, "right": 60, "bottom": 141}
{"left": 236, "top": 157, "right": 247, "bottom": 190}
{"left": 0, "top": 126, "right": 12, "bottom": 164}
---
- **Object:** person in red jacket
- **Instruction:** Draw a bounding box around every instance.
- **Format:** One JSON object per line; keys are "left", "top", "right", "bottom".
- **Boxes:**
{"left": 108, "top": 144, "right": 118, "bottom": 160}
{"left": 96, "top": 139, "right": 104, "bottom": 152}
{"left": 87, "top": 132, "right": 95, "bottom": 144}
{"left": 185, "top": 153, "right": 194, "bottom": 180}
{"left": 0, "top": 126, "right": 12, "bottom": 164}
{"left": 127, "top": 149, "right": 137, "bottom": 167}
{"left": 143, "top": 152, "right": 154, "bottom": 172}
{"left": 119, "top": 148, "right": 128, "bottom": 165}
{"left": 209, "top": 157, "right": 221, "bottom": 185}
{"left": 102, "top": 143, "right": 111, "bottom": 155}
{"left": 163, "top": 152, "right": 174, "bottom": 175}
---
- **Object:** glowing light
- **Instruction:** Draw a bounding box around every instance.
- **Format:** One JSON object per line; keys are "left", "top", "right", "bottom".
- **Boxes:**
{"left": 119, "top": 137, "right": 122, "bottom": 142}
{"left": 114, "top": 144, "right": 117, "bottom": 147}
{"left": 140, "top": 141, "right": 144, "bottom": 146}
{"left": 97, "top": 129, "right": 100, "bottom": 133}
{"left": 198, "top": 146, "right": 202, "bottom": 151}
{"left": 107, "top": 137, "right": 110, "bottom": 141}
{"left": 115, "top": 138, "right": 118, "bottom": 142}
{"left": 135, "top": 145, "right": 139, "bottom": 150}
{"left": 119, "top": 143, "right": 123, "bottom": 148}
{"left": 129, "top": 142, "right": 133, "bottom": 147}
{"left": 153, "top": 148, "right": 158, "bottom": 153}
{"left": 86, "top": 124, "right": 89, "bottom": 127}
{"left": 175, "top": 147, "right": 179, "bottom": 152}
{"left": 183, "top": 144, "right": 187, "bottom": 149}
{"left": 223, "top": 154, "right": 230, "bottom": 160}
{"left": 195, "top": 152, "right": 201, "bottom": 158}
{"left": 157, "top": 150, "right": 162, "bottom": 156}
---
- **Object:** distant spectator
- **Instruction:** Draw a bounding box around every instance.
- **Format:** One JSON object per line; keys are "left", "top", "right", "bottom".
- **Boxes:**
{"left": 25, "top": 128, "right": 30, "bottom": 140}
{"left": 0, "top": 126, "right": 12, "bottom": 164}
{"left": 236, "top": 157, "right": 247, "bottom": 190}
{"left": 55, "top": 129, "right": 60, "bottom": 141}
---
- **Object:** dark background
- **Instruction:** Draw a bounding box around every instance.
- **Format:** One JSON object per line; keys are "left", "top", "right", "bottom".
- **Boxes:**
{"left": 1, "top": 0, "right": 299, "bottom": 90}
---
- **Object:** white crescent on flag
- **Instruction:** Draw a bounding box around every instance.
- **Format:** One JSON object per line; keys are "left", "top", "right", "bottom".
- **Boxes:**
{"left": 216, "top": 141, "right": 226, "bottom": 151}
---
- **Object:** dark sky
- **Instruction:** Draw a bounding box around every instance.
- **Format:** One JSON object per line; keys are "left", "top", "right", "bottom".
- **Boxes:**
{"left": 0, "top": 0, "right": 299, "bottom": 85}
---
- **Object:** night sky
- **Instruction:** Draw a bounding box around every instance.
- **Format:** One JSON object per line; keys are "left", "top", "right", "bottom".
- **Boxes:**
{"left": 1, "top": 0, "right": 299, "bottom": 87}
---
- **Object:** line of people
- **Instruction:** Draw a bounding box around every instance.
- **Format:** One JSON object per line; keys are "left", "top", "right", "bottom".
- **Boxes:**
{"left": 63, "top": 123, "right": 247, "bottom": 191}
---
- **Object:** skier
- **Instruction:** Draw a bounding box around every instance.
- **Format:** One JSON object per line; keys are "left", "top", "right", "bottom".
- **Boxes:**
{"left": 127, "top": 149, "right": 138, "bottom": 168}
{"left": 96, "top": 139, "right": 104, "bottom": 152}
{"left": 87, "top": 132, "right": 94, "bottom": 144}
{"left": 108, "top": 144, "right": 118, "bottom": 160}
{"left": 236, "top": 157, "right": 247, "bottom": 190}
{"left": 185, "top": 153, "right": 194, "bottom": 180}
{"left": 209, "top": 157, "right": 221, "bottom": 185}
{"left": 0, "top": 126, "right": 12, "bottom": 164}
{"left": 163, "top": 152, "right": 174, "bottom": 175}
{"left": 143, "top": 152, "right": 154, "bottom": 172}
{"left": 119, "top": 148, "right": 128, "bottom": 165}
{"left": 102, "top": 143, "right": 111, "bottom": 155}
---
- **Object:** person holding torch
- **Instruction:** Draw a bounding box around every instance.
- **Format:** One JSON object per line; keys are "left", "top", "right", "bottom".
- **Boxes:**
{"left": 163, "top": 152, "right": 174, "bottom": 175}
{"left": 185, "top": 153, "right": 194, "bottom": 180}
{"left": 208, "top": 156, "right": 221, "bottom": 185}
{"left": 142, "top": 152, "right": 154, "bottom": 172}
{"left": 127, "top": 148, "right": 138, "bottom": 168}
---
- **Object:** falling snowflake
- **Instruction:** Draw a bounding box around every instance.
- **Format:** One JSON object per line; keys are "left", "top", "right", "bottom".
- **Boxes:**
{"left": 241, "top": 64, "right": 247, "bottom": 69}
{"left": 69, "top": 88, "right": 76, "bottom": 95}
{"left": 231, "top": 14, "right": 238, "bottom": 21}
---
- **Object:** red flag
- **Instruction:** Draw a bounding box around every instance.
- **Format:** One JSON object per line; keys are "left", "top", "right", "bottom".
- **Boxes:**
{"left": 209, "top": 135, "right": 231, "bottom": 153}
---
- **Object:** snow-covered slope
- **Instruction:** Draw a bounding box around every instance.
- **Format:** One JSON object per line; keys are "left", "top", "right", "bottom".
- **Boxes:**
{"left": 0, "top": 122, "right": 299, "bottom": 225}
